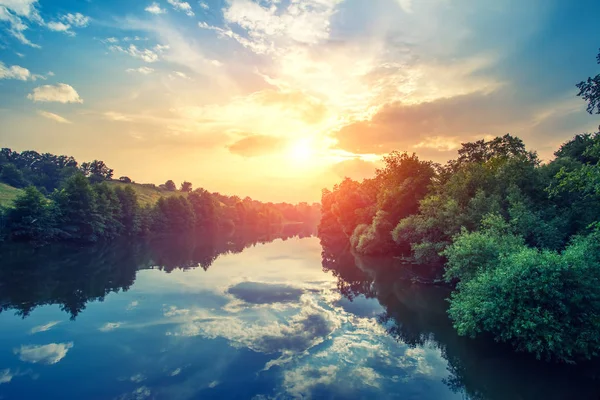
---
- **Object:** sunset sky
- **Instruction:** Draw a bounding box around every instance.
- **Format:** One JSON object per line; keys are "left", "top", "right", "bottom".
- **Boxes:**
{"left": 0, "top": 0, "right": 599, "bottom": 202}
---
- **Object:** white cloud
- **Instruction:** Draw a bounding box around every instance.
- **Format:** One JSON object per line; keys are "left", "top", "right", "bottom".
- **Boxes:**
{"left": 99, "top": 322, "right": 123, "bottom": 331}
{"left": 28, "top": 83, "right": 83, "bottom": 103}
{"left": 62, "top": 12, "right": 89, "bottom": 27}
{"left": 199, "top": 2, "right": 208, "bottom": 10}
{"left": 104, "top": 37, "right": 119, "bottom": 43}
{"left": 166, "top": 295, "right": 341, "bottom": 354}
{"left": 46, "top": 21, "right": 72, "bottom": 34}
{"left": 167, "top": 0, "right": 194, "bottom": 16}
{"left": 0, "top": 61, "right": 33, "bottom": 80}
{"left": 14, "top": 342, "right": 73, "bottom": 365}
{"left": 126, "top": 66, "right": 155, "bottom": 75}
{"left": 0, "top": 369, "right": 12, "bottom": 384}
{"left": 110, "top": 44, "right": 161, "bottom": 63}
{"left": 396, "top": 0, "right": 413, "bottom": 13}
{"left": 145, "top": 2, "right": 166, "bottom": 15}
{"left": 47, "top": 13, "right": 89, "bottom": 36}
{"left": 0, "top": 0, "right": 42, "bottom": 47}
{"left": 283, "top": 365, "right": 338, "bottom": 398}
{"left": 30, "top": 321, "right": 62, "bottom": 333}
{"left": 127, "top": 300, "right": 140, "bottom": 310}
{"left": 38, "top": 110, "right": 72, "bottom": 124}
{"left": 170, "top": 71, "right": 190, "bottom": 80}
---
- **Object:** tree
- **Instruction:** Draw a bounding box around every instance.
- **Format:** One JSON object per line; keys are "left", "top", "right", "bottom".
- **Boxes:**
{"left": 80, "top": 160, "right": 113, "bottom": 182}
{"left": 53, "top": 173, "right": 101, "bottom": 242}
{"left": 180, "top": 181, "right": 193, "bottom": 192}
{"left": 119, "top": 176, "right": 132, "bottom": 183}
{"left": 576, "top": 48, "right": 600, "bottom": 115}
{"left": 0, "top": 164, "right": 27, "bottom": 187}
{"left": 115, "top": 186, "right": 141, "bottom": 236}
{"left": 7, "top": 186, "right": 57, "bottom": 241}
{"left": 164, "top": 180, "right": 177, "bottom": 191}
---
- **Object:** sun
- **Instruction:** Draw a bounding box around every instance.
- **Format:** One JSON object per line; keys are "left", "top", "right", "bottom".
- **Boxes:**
{"left": 288, "top": 139, "right": 314, "bottom": 161}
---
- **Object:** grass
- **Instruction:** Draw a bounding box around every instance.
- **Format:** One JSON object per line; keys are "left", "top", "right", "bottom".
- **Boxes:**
{"left": 0, "top": 183, "right": 23, "bottom": 208}
{"left": 0, "top": 183, "right": 23, "bottom": 207}
{"left": 106, "top": 181, "right": 187, "bottom": 206}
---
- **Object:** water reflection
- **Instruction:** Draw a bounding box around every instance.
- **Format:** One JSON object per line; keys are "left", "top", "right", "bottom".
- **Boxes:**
{"left": 0, "top": 223, "right": 316, "bottom": 320}
{"left": 1, "top": 228, "right": 600, "bottom": 399}
{"left": 323, "top": 242, "right": 600, "bottom": 400}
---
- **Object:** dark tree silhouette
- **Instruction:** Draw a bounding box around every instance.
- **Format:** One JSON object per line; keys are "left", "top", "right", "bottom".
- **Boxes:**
{"left": 181, "top": 181, "right": 193, "bottom": 192}
{"left": 576, "top": 48, "right": 600, "bottom": 114}
{"left": 164, "top": 180, "right": 177, "bottom": 191}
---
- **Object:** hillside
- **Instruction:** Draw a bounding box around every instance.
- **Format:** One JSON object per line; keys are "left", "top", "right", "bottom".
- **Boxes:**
{"left": 0, "top": 183, "right": 23, "bottom": 208}
{"left": 106, "top": 181, "right": 187, "bottom": 206}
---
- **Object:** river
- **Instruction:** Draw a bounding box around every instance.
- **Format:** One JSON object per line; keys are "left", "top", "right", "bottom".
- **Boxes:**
{"left": 0, "top": 228, "right": 599, "bottom": 399}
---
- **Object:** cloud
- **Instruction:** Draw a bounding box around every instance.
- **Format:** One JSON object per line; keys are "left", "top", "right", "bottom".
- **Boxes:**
{"left": 27, "top": 83, "right": 83, "bottom": 103}
{"left": 46, "top": 21, "right": 70, "bottom": 33}
{"left": 14, "top": 342, "right": 73, "bottom": 364}
{"left": 127, "top": 301, "right": 140, "bottom": 310}
{"left": 0, "top": 369, "right": 13, "bottom": 384}
{"left": 283, "top": 365, "right": 338, "bottom": 398}
{"left": 199, "top": 2, "right": 208, "bottom": 10}
{"left": 167, "top": 0, "right": 194, "bottom": 17}
{"left": 0, "top": 61, "right": 43, "bottom": 80}
{"left": 220, "top": 0, "right": 342, "bottom": 53}
{"left": 109, "top": 44, "right": 164, "bottom": 63}
{"left": 167, "top": 295, "right": 341, "bottom": 355}
{"left": 99, "top": 322, "right": 123, "bottom": 332}
{"left": 0, "top": 0, "right": 42, "bottom": 47}
{"left": 145, "top": 2, "right": 166, "bottom": 15}
{"left": 126, "top": 66, "right": 154, "bottom": 75}
{"left": 169, "top": 71, "right": 190, "bottom": 80}
{"left": 46, "top": 13, "right": 89, "bottom": 36}
{"left": 227, "top": 134, "right": 285, "bottom": 157}
{"left": 62, "top": 12, "right": 89, "bottom": 28}
{"left": 30, "top": 321, "right": 62, "bottom": 333}
{"left": 396, "top": 0, "right": 413, "bottom": 13}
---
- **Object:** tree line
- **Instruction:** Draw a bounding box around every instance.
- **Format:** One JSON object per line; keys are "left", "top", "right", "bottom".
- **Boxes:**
{"left": 0, "top": 149, "right": 320, "bottom": 243}
{"left": 318, "top": 49, "right": 600, "bottom": 363}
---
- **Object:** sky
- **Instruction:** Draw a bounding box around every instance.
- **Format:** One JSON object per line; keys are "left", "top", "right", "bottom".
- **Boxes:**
{"left": 0, "top": 0, "right": 599, "bottom": 202}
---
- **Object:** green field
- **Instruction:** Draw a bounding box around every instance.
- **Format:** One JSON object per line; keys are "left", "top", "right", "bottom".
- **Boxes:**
{"left": 0, "top": 183, "right": 23, "bottom": 208}
{"left": 106, "top": 181, "right": 187, "bottom": 206}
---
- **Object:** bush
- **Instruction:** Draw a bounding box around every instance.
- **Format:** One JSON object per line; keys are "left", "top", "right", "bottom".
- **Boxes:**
{"left": 448, "top": 228, "right": 600, "bottom": 362}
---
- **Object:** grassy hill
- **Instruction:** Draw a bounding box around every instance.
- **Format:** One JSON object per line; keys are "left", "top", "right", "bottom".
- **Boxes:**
{"left": 0, "top": 183, "right": 23, "bottom": 208}
{"left": 106, "top": 181, "right": 187, "bottom": 206}
{"left": 0, "top": 181, "right": 187, "bottom": 208}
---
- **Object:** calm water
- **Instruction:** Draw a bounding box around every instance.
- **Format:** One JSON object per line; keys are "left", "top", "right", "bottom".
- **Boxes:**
{"left": 1, "top": 229, "right": 600, "bottom": 400}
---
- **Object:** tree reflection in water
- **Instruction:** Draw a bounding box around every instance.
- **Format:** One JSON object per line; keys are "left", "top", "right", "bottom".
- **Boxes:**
{"left": 0, "top": 223, "right": 316, "bottom": 320}
{"left": 321, "top": 241, "right": 600, "bottom": 400}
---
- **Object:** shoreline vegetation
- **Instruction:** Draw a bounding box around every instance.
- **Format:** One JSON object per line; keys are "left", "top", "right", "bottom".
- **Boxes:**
{"left": 317, "top": 49, "right": 600, "bottom": 364}
{"left": 318, "top": 132, "right": 600, "bottom": 363}
{"left": 0, "top": 149, "right": 320, "bottom": 244}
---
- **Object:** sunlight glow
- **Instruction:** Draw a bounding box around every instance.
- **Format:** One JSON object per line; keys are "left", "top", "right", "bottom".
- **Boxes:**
{"left": 288, "top": 139, "right": 314, "bottom": 162}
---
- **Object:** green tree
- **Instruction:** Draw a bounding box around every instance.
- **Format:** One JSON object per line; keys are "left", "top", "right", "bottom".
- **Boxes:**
{"left": 7, "top": 186, "right": 57, "bottom": 242}
{"left": 0, "top": 164, "right": 27, "bottom": 188}
{"left": 53, "top": 174, "right": 101, "bottom": 242}
{"left": 115, "top": 186, "right": 141, "bottom": 236}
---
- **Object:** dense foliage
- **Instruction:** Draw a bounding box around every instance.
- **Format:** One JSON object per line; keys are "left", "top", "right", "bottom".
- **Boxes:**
{"left": 0, "top": 148, "right": 320, "bottom": 243}
{"left": 320, "top": 131, "right": 600, "bottom": 362}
